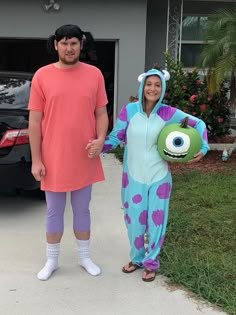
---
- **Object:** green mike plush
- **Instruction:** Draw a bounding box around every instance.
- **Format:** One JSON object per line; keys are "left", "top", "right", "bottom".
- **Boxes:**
{"left": 157, "top": 117, "right": 202, "bottom": 162}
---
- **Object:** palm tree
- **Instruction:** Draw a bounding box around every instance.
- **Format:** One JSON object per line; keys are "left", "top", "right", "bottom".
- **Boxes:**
{"left": 198, "top": 8, "right": 236, "bottom": 107}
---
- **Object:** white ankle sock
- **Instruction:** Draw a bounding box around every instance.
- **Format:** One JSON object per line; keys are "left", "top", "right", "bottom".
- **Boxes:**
{"left": 76, "top": 239, "right": 101, "bottom": 276}
{"left": 37, "top": 243, "right": 60, "bottom": 281}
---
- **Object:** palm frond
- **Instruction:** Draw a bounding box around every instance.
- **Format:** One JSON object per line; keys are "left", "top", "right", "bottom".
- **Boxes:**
{"left": 230, "top": 73, "right": 236, "bottom": 107}
{"left": 198, "top": 8, "right": 236, "bottom": 94}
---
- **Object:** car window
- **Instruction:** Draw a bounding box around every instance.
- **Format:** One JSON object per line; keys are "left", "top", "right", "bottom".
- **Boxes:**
{"left": 0, "top": 77, "right": 31, "bottom": 109}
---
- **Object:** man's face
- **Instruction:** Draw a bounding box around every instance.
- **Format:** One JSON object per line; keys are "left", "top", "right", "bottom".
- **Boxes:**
{"left": 54, "top": 37, "right": 81, "bottom": 65}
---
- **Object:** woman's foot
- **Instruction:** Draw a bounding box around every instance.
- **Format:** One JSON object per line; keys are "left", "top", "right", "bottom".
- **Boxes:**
{"left": 122, "top": 261, "right": 141, "bottom": 273}
{"left": 142, "top": 268, "right": 157, "bottom": 282}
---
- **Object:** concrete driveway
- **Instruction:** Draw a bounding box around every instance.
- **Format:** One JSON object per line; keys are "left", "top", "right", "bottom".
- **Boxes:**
{"left": 0, "top": 154, "right": 227, "bottom": 315}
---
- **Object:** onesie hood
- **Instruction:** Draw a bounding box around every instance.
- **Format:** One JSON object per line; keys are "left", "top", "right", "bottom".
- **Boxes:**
{"left": 137, "top": 68, "right": 169, "bottom": 114}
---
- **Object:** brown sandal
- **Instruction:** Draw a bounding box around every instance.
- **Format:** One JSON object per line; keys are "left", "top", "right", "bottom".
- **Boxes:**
{"left": 142, "top": 268, "right": 157, "bottom": 282}
{"left": 122, "top": 261, "right": 141, "bottom": 273}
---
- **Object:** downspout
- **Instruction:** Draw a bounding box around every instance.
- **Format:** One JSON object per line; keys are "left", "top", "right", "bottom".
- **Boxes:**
{"left": 166, "top": 0, "right": 170, "bottom": 58}
{"left": 178, "top": 0, "right": 183, "bottom": 62}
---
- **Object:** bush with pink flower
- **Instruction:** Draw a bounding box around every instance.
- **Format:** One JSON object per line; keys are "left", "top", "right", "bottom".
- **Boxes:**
{"left": 163, "top": 52, "right": 232, "bottom": 140}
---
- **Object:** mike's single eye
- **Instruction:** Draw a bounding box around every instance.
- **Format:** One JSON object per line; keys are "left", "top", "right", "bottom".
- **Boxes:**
{"left": 165, "top": 131, "right": 190, "bottom": 153}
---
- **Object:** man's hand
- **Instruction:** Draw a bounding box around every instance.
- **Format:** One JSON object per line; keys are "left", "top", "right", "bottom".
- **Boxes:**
{"left": 31, "top": 161, "right": 46, "bottom": 181}
{"left": 86, "top": 138, "right": 104, "bottom": 159}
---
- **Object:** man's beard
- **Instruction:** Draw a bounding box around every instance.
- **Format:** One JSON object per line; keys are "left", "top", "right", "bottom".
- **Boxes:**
{"left": 60, "top": 55, "right": 79, "bottom": 65}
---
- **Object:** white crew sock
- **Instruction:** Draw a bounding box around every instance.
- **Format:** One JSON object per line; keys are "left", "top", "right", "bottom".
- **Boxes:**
{"left": 76, "top": 239, "right": 101, "bottom": 276}
{"left": 37, "top": 243, "right": 60, "bottom": 281}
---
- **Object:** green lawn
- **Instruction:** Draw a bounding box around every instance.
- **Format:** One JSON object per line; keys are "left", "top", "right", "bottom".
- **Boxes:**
{"left": 111, "top": 148, "right": 236, "bottom": 314}
{"left": 160, "top": 171, "right": 236, "bottom": 315}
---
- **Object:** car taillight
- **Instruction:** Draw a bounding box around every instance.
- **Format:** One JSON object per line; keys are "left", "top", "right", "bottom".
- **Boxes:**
{"left": 0, "top": 129, "right": 29, "bottom": 148}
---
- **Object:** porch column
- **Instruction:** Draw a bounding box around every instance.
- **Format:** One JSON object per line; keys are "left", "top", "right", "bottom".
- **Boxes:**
{"left": 166, "top": 0, "right": 183, "bottom": 61}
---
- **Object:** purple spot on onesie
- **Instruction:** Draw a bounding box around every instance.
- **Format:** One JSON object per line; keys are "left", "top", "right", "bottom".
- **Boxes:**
{"left": 122, "top": 173, "right": 129, "bottom": 188}
{"left": 152, "top": 210, "right": 164, "bottom": 226}
{"left": 203, "top": 128, "right": 208, "bottom": 142}
{"left": 123, "top": 201, "right": 129, "bottom": 209}
{"left": 157, "top": 106, "right": 176, "bottom": 121}
{"left": 134, "top": 235, "right": 144, "bottom": 250}
{"left": 118, "top": 106, "right": 127, "bottom": 121}
{"left": 139, "top": 210, "right": 148, "bottom": 225}
{"left": 103, "top": 144, "right": 113, "bottom": 151}
{"left": 156, "top": 183, "right": 171, "bottom": 199}
{"left": 125, "top": 214, "right": 131, "bottom": 224}
{"left": 117, "top": 129, "right": 125, "bottom": 141}
{"left": 132, "top": 194, "right": 142, "bottom": 204}
{"left": 143, "top": 259, "right": 160, "bottom": 270}
{"left": 181, "top": 117, "right": 197, "bottom": 128}
{"left": 151, "top": 243, "right": 156, "bottom": 250}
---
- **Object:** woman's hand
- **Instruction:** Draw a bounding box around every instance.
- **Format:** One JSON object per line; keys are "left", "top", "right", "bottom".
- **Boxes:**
{"left": 188, "top": 151, "right": 204, "bottom": 163}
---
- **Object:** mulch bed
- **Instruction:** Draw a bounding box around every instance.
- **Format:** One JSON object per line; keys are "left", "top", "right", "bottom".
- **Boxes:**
{"left": 170, "top": 134, "right": 236, "bottom": 174}
{"left": 170, "top": 150, "right": 236, "bottom": 174}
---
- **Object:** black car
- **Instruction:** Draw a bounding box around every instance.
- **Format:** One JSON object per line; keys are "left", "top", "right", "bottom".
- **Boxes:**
{"left": 0, "top": 71, "right": 40, "bottom": 193}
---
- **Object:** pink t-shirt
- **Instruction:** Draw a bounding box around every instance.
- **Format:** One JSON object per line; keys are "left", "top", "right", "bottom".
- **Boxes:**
{"left": 28, "top": 62, "right": 108, "bottom": 192}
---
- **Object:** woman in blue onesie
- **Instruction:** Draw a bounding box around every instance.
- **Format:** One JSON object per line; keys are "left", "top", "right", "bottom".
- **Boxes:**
{"left": 87, "top": 65, "right": 209, "bottom": 282}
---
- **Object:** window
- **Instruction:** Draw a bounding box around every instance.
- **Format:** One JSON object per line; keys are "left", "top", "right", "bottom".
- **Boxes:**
{"left": 180, "top": 16, "right": 208, "bottom": 68}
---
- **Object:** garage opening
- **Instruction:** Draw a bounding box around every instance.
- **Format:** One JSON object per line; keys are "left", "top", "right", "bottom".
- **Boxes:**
{"left": 0, "top": 38, "right": 115, "bottom": 130}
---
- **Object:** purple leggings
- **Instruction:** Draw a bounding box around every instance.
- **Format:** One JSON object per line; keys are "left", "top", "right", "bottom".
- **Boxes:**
{"left": 45, "top": 185, "right": 92, "bottom": 234}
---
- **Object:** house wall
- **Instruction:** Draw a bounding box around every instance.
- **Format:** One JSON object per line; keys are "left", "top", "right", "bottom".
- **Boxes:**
{"left": 145, "top": 0, "right": 168, "bottom": 70}
{"left": 0, "top": 0, "right": 147, "bottom": 115}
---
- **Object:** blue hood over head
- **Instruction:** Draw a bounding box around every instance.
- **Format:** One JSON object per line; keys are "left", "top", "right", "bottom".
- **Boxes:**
{"left": 137, "top": 68, "right": 167, "bottom": 113}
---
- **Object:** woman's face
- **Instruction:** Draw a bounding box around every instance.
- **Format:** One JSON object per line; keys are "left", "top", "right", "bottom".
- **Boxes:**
{"left": 143, "top": 75, "right": 162, "bottom": 104}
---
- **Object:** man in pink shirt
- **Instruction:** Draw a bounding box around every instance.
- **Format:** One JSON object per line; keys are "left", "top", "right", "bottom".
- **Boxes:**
{"left": 28, "top": 24, "right": 108, "bottom": 280}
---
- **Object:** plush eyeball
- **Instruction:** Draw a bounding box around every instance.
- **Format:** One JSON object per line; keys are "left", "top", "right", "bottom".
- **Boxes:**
{"left": 165, "top": 131, "right": 190, "bottom": 154}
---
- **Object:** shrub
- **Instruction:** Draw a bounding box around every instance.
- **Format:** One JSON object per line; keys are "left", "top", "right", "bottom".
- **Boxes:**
{"left": 163, "top": 52, "right": 232, "bottom": 140}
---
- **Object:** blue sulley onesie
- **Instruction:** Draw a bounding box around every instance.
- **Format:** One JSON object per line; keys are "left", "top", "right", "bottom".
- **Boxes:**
{"left": 103, "top": 69, "right": 209, "bottom": 271}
